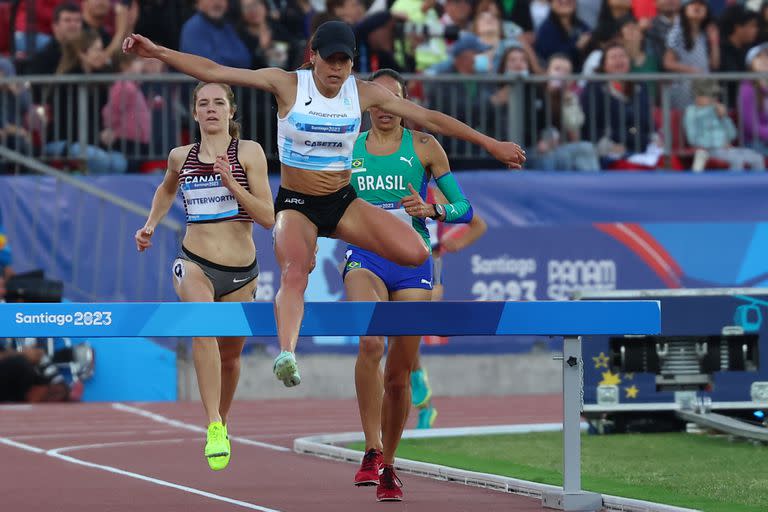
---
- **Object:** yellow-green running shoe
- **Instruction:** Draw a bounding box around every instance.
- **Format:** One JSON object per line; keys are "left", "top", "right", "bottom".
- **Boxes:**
{"left": 273, "top": 350, "right": 301, "bottom": 387}
{"left": 205, "top": 421, "right": 230, "bottom": 471}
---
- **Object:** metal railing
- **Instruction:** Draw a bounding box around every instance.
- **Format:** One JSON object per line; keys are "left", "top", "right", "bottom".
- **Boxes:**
{"left": 1, "top": 71, "right": 767, "bottom": 172}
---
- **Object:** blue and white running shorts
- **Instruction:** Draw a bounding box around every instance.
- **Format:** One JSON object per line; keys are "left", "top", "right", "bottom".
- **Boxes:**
{"left": 343, "top": 245, "right": 433, "bottom": 291}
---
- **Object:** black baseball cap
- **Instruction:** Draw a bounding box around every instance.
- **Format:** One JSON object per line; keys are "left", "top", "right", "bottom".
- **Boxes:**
{"left": 312, "top": 20, "right": 356, "bottom": 60}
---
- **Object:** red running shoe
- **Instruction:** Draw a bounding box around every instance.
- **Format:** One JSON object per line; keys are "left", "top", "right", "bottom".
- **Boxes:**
{"left": 354, "top": 448, "right": 383, "bottom": 486}
{"left": 376, "top": 464, "right": 403, "bottom": 502}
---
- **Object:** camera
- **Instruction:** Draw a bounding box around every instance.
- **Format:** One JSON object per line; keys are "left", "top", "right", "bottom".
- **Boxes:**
{"left": 4, "top": 270, "right": 63, "bottom": 303}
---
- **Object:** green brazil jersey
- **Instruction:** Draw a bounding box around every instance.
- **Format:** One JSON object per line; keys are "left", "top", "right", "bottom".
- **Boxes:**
{"left": 351, "top": 129, "right": 431, "bottom": 248}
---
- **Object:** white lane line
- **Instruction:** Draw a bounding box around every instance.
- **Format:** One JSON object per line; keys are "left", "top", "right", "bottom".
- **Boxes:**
{"left": 52, "top": 438, "right": 190, "bottom": 453}
{"left": 0, "top": 437, "right": 45, "bottom": 453}
{"left": 111, "top": 403, "right": 291, "bottom": 453}
{"left": 11, "top": 431, "right": 140, "bottom": 441}
{"left": 0, "top": 405, "right": 33, "bottom": 411}
{"left": 0, "top": 436, "right": 283, "bottom": 512}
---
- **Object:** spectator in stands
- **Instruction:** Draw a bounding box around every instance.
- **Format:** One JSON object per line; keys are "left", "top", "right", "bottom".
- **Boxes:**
{"left": 534, "top": 0, "right": 592, "bottom": 71}
{"left": 442, "top": 0, "right": 475, "bottom": 31}
{"left": 100, "top": 53, "right": 151, "bottom": 172}
{"left": 620, "top": 15, "right": 659, "bottom": 74}
{"left": 24, "top": 3, "right": 83, "bottom": 76}
{"left": 646, "top": 0, "right": 679, "bottom": 63}
{"left": 581, "top": 42, "right": 652, "bottom": 164}
{"left": 326, "top": 0, "right": 366, "bottom": 25}
{"left": 81, "top": 0, "right": 134, "bottom": 57}
{"left": 180, "top": 0, "right": 251, "bottom": 69}
{"left": 0, "top": 58, "right": 33, "bottom": 172}
{"left": 132, "top": 0, "right": 190, "bottom": 52}
{"left": 685, "top": 79, "right": 765, "bottom": 171}
{"left": 355, "top": 11, "right": 409, "bottom": 73}
{"left": 580, "top": 13, "right": 657, "bottom": 79}
{"left": 426, "top": 33, "right": 493, "bottom": 155}
{"left": 474, "top": 4, "right": 542, "bottom": 74}
{"left": 488, "top": 42, "right": 536, "bottom": 143}
{"left": 526, "top": 53, "right": 599, "bottom": 171}
{"left": 45, "top": 30, "right": 127, "bottom": 174}
{"left": 13, "top": 0, "right": 61, "bottom": 57}
{"left": 390, "top": 0, "right": 448, "bottom": 72}
{"left": 739, "top": 43, "right": 768, "bottom": 156}
{"left": 238, "top": 0, "right": 301, "bottom": 69}
{"left": 141, "top": 58, "right": 179, "bottom": 162}
{"left": 490, "top": 0, "right": 535, "bottom": 44}
{"left": 663, "top": 0, "right": 720, "bottom": 109}
{"left": 275, "top": 0, "right": 315, "bottom": 40}
{"left": 588, "top": 0, "right": 633, "bottom": 53}
{"left": 718, "top": 5, "right": 759, "bottom": 106}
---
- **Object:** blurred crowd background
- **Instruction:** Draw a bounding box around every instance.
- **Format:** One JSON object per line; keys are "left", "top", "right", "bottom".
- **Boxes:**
{"left": 0, "top": 0, "right": 767, "bottom": 173}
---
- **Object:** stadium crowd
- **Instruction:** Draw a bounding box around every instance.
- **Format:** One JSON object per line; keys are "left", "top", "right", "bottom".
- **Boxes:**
{"left": 1, "top": 0, "right": 768, "bottom": 172}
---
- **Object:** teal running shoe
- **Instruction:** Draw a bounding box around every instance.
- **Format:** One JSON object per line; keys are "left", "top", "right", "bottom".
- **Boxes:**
{"left": 417, "top": 405, "right": 437, "bottom": 429}
{"left": 273, "top": 350, "right": 301, "bottom": 387}
{"left": 410, "top": 368, "right": 432, "bottom": 408}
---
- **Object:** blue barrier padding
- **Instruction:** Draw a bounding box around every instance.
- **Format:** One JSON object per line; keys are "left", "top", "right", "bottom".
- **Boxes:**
{"left": 0, "top": 301, "right": 660, "bottom": 337}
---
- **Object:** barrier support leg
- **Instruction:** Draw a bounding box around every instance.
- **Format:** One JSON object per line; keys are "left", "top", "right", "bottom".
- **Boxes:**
{"left": 542, "top": 336, "right": 603, "bottom": 511}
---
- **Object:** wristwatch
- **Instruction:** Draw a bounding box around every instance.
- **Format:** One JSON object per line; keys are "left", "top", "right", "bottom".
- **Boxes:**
{"left": 429, "top": 203, "right": 445, "bottom": 220}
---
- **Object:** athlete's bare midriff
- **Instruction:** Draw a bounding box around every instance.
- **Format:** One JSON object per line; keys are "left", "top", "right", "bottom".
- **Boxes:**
{"left": 183, "top": 221, "right": 256, "bottom": 266}
{"left": 280, "top": 165, "right": 352, "bottom": 196}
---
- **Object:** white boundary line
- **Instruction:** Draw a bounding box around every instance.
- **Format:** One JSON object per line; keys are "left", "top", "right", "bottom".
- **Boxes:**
{"left": 0, "top": 436, "right": 283, "bottom": 512}
{"left": 293, "top": 424, "right": 701, "bottom": 512}
{"left": 112, "top": 403, "right": 291, "bottom": 453}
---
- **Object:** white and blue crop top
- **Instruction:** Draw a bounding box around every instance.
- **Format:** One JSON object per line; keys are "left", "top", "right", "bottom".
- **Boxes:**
{"left": 277, "top": 69, "right": 362, "bottom": 171}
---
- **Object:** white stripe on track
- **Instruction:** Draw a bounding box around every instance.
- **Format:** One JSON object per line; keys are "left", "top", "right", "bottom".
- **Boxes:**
{"left": 111, "top": 403, "right": 291, "bottom": 452}
{"left": 0, "top": 436, "right": 283, "bottom": 512}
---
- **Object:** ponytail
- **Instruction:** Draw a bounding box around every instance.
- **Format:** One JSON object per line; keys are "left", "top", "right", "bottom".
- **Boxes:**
{"left": 228, "top": 119, "right": 241, "bottom": 139}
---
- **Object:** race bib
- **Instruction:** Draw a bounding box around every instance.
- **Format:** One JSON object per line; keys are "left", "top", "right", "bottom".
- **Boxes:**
{"left": 379, "top": 202, "right": 413, "bottom": 227}
{"left": 182, "top": 179, "right": 238, "bottom": 222}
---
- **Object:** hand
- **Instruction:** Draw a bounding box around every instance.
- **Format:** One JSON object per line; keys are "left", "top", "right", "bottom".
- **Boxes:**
{"left": 488, "top": 140, "right": 526, "bottom": 169}
{"left": 576, "top": 32, "right": 592, "bottom": 50}
{"left": 122, "top": 33, "right": 161, "bottom": 59}
{"left": 402, "top": 183, "right": 433, "bottom": 219}
{"left": 715, "top": 103, "right": 727, "bottom": 118}
{"left": 214, "top": 155, "right": 236, "bottom": 190}
{"left": 135, "top": 226, "right": 153, "bottom": 252}
{"left": 440, "top": 237, "right": 463, "bottom": 253}
{"left": 259, "top": 28, "right": 273, "bottom": 50}
{"left": 489, "top": 86, "right": 510, "bottom": 107}
{"left": 99, "top": 128, "right": 115, "bottom": 146}
{"left": 706, "top": 24, "right": 719, "bottom": 46}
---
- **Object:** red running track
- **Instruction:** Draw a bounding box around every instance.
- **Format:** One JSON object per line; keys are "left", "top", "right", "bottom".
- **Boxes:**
{"left": 0, "top": 395, "right": 561, "bottom": 511}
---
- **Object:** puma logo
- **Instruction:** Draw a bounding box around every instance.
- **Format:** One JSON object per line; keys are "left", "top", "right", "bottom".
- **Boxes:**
{"left": 400, "top": 156, "right": 414, "bottom": 167}
{"left": 421, "top": 279, "right": 432, "bottom": 286}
